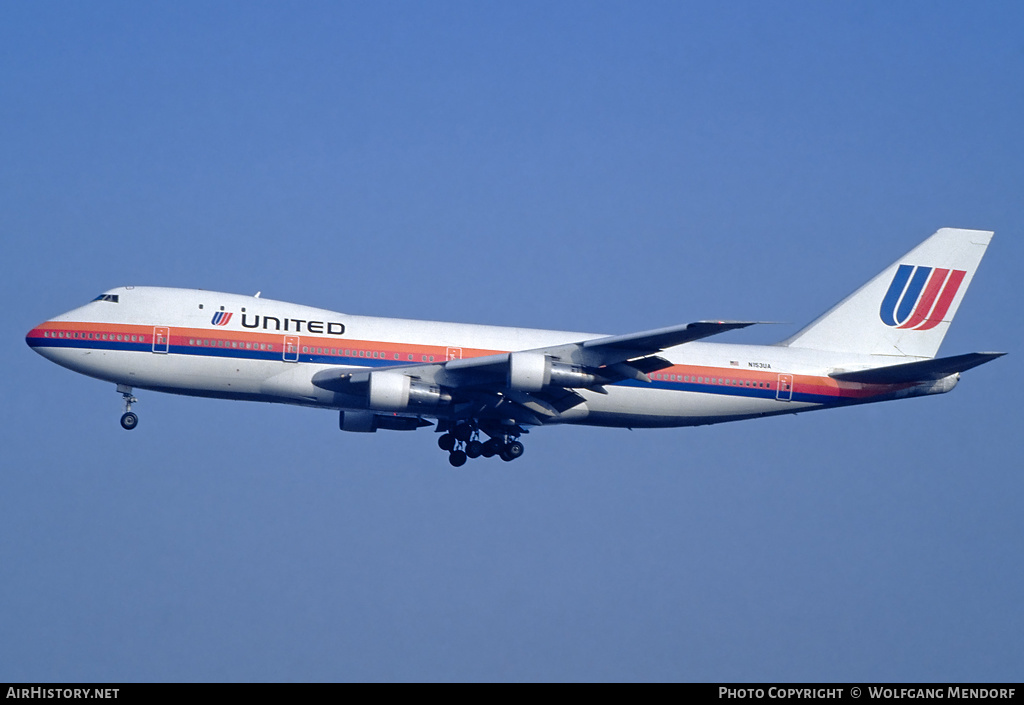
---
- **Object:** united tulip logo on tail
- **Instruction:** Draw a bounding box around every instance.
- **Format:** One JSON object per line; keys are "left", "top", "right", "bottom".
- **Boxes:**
{"left": 211, "top": 312, "right": 233, "bottom": 326}
{"left": 879, "top": 265, "right": 966, "bottom": 330}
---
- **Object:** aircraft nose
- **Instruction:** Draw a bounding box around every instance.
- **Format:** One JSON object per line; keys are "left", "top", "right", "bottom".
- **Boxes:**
{"left": 26, "top": 318, "right": 86, "bottom": 370}
{"left": 27, "top": 322, "right": 43, "bottom": 345}
{"left": 26, "top": 320, "right": 53, "bottom": 356}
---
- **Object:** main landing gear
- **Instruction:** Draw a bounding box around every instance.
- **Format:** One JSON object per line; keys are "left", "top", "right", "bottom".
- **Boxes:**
{"left": 117, "top": 384, "right": 138, "bottom": 430}
{"left": 437, "top": 422, "right": 525, "bottom": 467}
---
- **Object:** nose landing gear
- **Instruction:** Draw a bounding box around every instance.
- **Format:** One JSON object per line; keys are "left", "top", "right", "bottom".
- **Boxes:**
{"left": 117, "top": 384, "right": 138, "bottom": 430}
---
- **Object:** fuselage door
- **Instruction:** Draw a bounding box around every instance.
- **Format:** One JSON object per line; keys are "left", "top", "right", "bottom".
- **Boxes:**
{"left": 284, "top": 336, "right": 299, "bottom": 362}
{"left": 152, "top": 327, "right": 170, "bottom": 354}
{"left": 776, "top": 374, "right": 793, "bottom": 401}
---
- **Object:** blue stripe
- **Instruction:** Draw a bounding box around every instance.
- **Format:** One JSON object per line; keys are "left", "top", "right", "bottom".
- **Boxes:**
{"left": 27, "top": 338, "right": 151, "bottom": 353}
{"left": 879, "top": 264, "right": 914, "bottom": 326}
{"left": 895, "top": 266, "right": 932, "bottom": 325}
{"left": 619, "top": 377, "right": 782, "bottom": 400}
{"left": 27, "top": 337, "right": 421, "bottom": 367}
{"left": 169, "top": 345, "right": 280, "bottom": 362}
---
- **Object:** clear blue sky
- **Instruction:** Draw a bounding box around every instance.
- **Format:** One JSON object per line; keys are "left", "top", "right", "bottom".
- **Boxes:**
{"left": 2, "top": 1, "right": 1022, "bottom": 682}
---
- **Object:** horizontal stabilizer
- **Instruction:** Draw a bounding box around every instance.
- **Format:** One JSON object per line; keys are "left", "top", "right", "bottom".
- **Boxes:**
{"left": 830, "top": 352, "right": 1005, "bottom": 384}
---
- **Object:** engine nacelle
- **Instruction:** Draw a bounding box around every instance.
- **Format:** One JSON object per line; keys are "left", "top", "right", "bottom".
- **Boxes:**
{"left": 508, "top": 352, "right": 549, "bottom": 392}
{"left": 507, "top": 352, "right": 598, "bottom": 391}
{"left": 368, "top": 371, "right": 410, "bottom": 410}
{"left": 367, "top": 371, "right": 451, "bottom": 411}
{"left": 339, "top": 410, "right": 378, "bottom": 432}
{"left": 339, "top": 410, "right": 431, "bottom": 432}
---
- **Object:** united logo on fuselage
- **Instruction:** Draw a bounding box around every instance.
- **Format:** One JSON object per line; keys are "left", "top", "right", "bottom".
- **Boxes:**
{"left": 879, "top": 264, "right": 966, "bottom": 330}
{"left": 211, "top": 312, "right": 233, "bottom": 326}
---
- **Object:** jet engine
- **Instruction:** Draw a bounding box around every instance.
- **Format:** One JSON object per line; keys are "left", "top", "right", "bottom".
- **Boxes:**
{"left": 367, "top": 371, "right": 452, "bottom": 411}
{"left": 507, "top": 352, "right": 599, "bottom": 392}
{"left": 339, "top": 410, "right": 432, "bottom": 433}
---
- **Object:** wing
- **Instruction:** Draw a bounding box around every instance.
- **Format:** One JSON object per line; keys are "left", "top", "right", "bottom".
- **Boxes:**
{"left": 312, "top": 321, "right": 759, "bottom": 425}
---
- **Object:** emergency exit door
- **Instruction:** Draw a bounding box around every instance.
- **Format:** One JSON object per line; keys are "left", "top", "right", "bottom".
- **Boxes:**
{"left": 152, "top": 327, "right": 170, "bottom": 354}
{"left": 776, "top": 374, "right": 793, "bottom": 401}
{"left": 284, "top": 336, "right": 300, "bottom": 362}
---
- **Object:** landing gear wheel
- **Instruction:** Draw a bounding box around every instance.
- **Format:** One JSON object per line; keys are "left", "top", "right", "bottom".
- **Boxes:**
{"left": 481, "top": 440, "right": 499, "bottom": 458}
{"left": 466, "top": 440, "right": 484, "bottom": 459}
{"left": 438, "top": 433, "right": 455, "bottom": 451}
{"left": 449, "top": 450, "right": 467, "bottom": 467}
{"left": 502, "top": 440, "right": 524, "bottom": 461}
{"left": 118, "top": 385, "right": 138, "bottom": 430}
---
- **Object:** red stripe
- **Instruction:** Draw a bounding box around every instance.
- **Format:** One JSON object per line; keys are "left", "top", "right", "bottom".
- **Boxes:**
{"left": 915, "top": 269, "right": 966, "bottom": 330}
{"left": 897, "top": 268, "right": 948, "bottom": 329}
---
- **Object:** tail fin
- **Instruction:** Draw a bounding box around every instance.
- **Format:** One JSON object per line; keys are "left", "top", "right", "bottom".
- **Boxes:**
{"left": 783, "top": 228, "right": 993, "bottom": 358}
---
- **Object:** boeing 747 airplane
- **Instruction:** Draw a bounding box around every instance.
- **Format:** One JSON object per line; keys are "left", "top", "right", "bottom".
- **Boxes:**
{"left": 27, "top": 228, "right": 1003, "bottom": 465}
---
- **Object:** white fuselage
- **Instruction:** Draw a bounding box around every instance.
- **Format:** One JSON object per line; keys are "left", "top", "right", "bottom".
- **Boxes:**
{"left": 26, "top": 287, "right": 953, "bottom": 429}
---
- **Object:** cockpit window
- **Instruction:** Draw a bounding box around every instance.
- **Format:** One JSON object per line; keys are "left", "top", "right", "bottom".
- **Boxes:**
{"left": 93, "top": 294, "right": 119, "bottom": 303}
